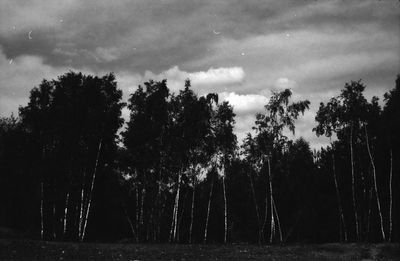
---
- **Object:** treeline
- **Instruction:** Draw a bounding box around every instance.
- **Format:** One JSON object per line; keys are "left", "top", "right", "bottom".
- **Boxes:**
{"left": 0, "top": 71, "right": 399, "bottom": 244}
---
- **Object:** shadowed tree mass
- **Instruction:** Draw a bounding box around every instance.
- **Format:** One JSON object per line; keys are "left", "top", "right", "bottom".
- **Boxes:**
{"left": 0, "top": 71, "right": 399, "bottom": 244}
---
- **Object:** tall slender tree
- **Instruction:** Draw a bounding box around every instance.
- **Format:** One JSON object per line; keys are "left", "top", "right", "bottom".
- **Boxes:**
{"left": 250, "top": 88, "right": 310, "bottom": 243}
{"left": 382, "top": 75, "right": 400, "bottom": 242}
{"left": 315, "top": 80, "right": 387, "bottom": 241}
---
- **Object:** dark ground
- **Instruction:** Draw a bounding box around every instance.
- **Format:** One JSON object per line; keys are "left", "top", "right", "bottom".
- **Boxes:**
{"left": 0, "top": 239, "right": 399, "bottom": 260}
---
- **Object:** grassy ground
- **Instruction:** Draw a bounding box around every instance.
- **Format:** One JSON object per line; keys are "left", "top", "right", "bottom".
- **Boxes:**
{"left": 0, "top": 239, "right": 399, "bottom": 260}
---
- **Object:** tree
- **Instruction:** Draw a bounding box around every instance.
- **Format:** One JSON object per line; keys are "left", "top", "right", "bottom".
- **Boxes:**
{"left": 203, "top": 101, "right": 236, "bottom": 243}
{"left": 168, "top": 80, "right": 216, "bottom": 242}
{"left": 315, "top": 80, "right": 386, "bottom": 241}
{"left": 382, "top": 75, "right": 400, "bottom": 242}
{"left": 242, "top": 134, "right": 264, "bottom": 243}
{"left": 249, "top": 88, "right": 310, "bottom": 243}
{"left": 123, "top": 80, "right": 171, "bottom": 242}
{"left": 19, "top": 71, "right": 124, "bottom": 241}
{"left": 213, "top": 102, "right": 237, "bottom": 243}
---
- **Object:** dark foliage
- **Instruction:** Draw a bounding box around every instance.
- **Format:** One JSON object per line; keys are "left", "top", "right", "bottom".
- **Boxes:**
{"left": 0, "top": 72, "right": 399, "bottom": 244}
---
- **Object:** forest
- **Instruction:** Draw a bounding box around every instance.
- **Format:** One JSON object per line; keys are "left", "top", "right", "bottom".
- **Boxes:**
{"left": 0, "top": 71, "right": 399, "bottom": 244}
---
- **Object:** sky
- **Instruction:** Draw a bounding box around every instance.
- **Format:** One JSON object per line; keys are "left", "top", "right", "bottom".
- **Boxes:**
{"left": 0, "top": 0, "right": 399, "bottom": 149}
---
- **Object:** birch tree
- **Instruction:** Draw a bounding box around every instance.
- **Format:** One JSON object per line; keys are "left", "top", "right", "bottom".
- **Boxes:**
{"left": 251, "top": 88, "right": 310, "bottom": 243}
{"left": 382, "top": 75, "right": 400, "bottom": 242}
{"left": 315, "top": 80, "right": 387, "bottom": 241}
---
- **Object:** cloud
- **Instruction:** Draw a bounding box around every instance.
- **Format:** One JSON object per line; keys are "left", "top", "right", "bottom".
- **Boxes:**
{"left": 189, "top": 67, "right": 245, "bottom": 86}
{"left": 0, "top": 49, "right": 62, "bottom": 116}
{"left": 0, "top": 0, "right": 398, "bottom": 149}
{"left": 142, "top": 66, "right": 245, "bottom": 94}
{"left": 2, "top": 0, "right": 397, "bottom": 73}
{"left": 218, "top": 91, "right": 270, "bottom": 147}
{"left": 274, "top": 77, "right": 297, "bottom": 90}
{"left": 219, "top": 92, "right": 266, "bottom": 115}
{"left": 0, "top": 48, "right": 95, "bottom": 117}
{"left": 94, "top": 47, "right": 122, "bottom": 62}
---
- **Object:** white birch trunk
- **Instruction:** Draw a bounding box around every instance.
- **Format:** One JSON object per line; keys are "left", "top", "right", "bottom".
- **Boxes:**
{"left": 268, "top": 157, "right": 275, "bottom": 243}
{"left": 78, "top": 167, "right": 87, "bottom": 240}
{"left": 349, "top": 126, "right": 360, "bottom": 241}
{"left": 261, "top": 161, "right": 269, "bottom": 241}
{"left": 78, "top": 187, "right": 85, "bottom": 239}
{"left": 248, "top": 171, "right": 262, "bottom": 243}
{"left": 169, "top": 199, "right": 175, "bottom": 242}
{"left": 173, "top": 172, "right": 181, "bottom": 242}
{"left": 222, "top": 175, "right": 228, "bottom": 244}
{"left": 40, "top": 182, "right": 44, "bottom": 240}
{"left": 364, "top": 126, "right": 386, "bottom": 241}
{"left": 63, "top": 192, "right": 69, "bottom": 237}
{"left": 80, "top": 140, "right": 102, "bottom": 241}
{"left": 189, "top": 176, "right": 196, "bottom": 244}
{"left": 204, "top": 175, "right": 214, "bottom": 243}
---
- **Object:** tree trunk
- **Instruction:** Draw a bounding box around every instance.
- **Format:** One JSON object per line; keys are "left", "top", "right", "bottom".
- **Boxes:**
{"left": 364, "top": 126, "right": 386, "bottom": 241}
{"left": 272, "top": 197, "right": 282, "bottom": 243}
{"left": 170, "top": 170, "right": 182, "bottom": 242}
{"left": 140, "top": 184, "right": 146, "bottom": 240}
{"left": 189, "top": 176, "right": 196, "bottom": 244}
{"left": 52, "top": 201, "right": 56, "bottom": 240}
{"left": 63, "top": 192, "right": 69, "bottom": 238}
{"left": 135, "top": 186, "right": 141, "bottom": 242}
{"left": 78, "top": 186, "right": 85, "bottom": 240}
{"left": 349, "top": 126, "right": 360, "bottom": 241}
{"left": 389, "top": 148, "right": 393, "bottom": 242}
{"left": 332, "top": 153, "right": 348, "bottom": 242}
{"left": 40, "top": 182, "right": 44, "bottom": 240}
{"left": 248, "top": 171, "right": 262, "bottom": 243}
{"left": 124, "top": 208, "right": 137, "bottom": 241}
{"left": 204, "top": 174, "right": 214, "bottom": 243}
{"left": 40, "top": 145, "right": 46, "bottom": 241}
{"left": 222, "top": 175, "right": 228, "bottom": 244}
{"left": 154, "top": 168, "right": 163, "bottom": 242}
{"left": 267, "top": 157, "right": 275, "bottom": 244}
{"left": 78, "top": 167, "right": 87, "bottom": 240}
{"left": 80, "top": 139, "right": 102, "bottom": 242}
{"left": 262, "top": 162, "right": 269, "bottom": 242}
{"left": 158, "top": 194, "right": 166, "bottom": 242}
{"left": 366, "top": 188, "right": 373, "bottom": 240}
{"left": 177, "top": 190, "right": 188, "bottom": 243}
{"left": 173, "top": 171, "right": 182, "bottom": 242}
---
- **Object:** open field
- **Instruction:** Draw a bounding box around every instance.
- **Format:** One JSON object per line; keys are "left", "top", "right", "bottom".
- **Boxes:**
{"left": 0, "top": 239, "right": 399, "bottom": 261}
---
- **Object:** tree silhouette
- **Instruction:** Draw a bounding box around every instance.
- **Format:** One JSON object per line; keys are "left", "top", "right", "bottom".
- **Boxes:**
{"left": 249, "top": 88, "right": 310, "bottom": 243}
{"left": 19, "top": 71, "right": 124, "bottom": 241}
{"left": 1, "top": 71, "right": 399, "bottom": 244}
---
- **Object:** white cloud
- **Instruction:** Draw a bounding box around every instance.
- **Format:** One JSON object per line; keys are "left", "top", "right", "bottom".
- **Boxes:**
{"left": 189, "top": 67, "right": 245, "bottom": 86}
{"left": 274, "top": 77, "right": 297, "bottom": 90}
{"left": 0, "top": 50, "right": 63, "bottom": 116}
{"left": 0, "top": 48, "right": 95, "bottom": 117}
{"left": 115, "top": 71, "right": 143, "bottom": 101}
{"left": 142, "top": 66, "right": 245, "bottom": 94}
{"left": 217, "top": 91, "right": 270, "bottom": 147}
{"left": 219, "top": 92, "right": 267, "bottom": 115}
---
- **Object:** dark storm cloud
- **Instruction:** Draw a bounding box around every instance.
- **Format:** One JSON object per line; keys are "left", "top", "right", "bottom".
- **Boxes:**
{"left": 1, "top": 0, "right": 216, "bottom": 72}
{"left": 0, "top": 0, "right": 399, "bottom": 149}
{"left": 2, "top": 0, "right": 396, "bottom": 72}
